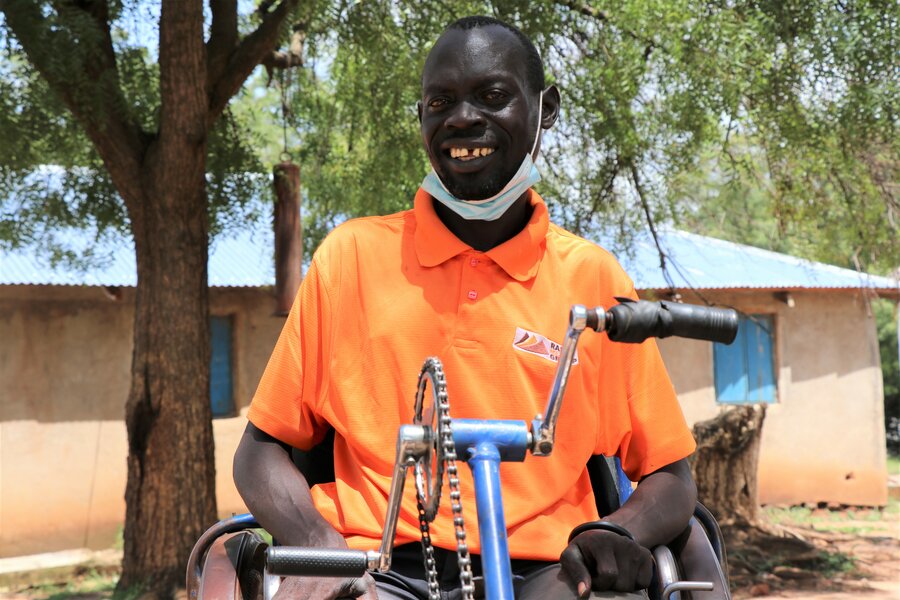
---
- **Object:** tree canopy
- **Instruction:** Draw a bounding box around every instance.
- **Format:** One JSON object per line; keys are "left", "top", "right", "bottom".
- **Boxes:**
{"left": 0, "top": 2, "right": 270, "bottom": 255}
{"left": 3, "top": 1, "right": 896, "bottom": 271}
{"left": 287, "top": 0, "right": 898, "bottom": 271}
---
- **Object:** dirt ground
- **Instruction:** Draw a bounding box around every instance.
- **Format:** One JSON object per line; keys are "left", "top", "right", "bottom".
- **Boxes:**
{"left": 728, "top": 509, "right": 899, "bottom": 600}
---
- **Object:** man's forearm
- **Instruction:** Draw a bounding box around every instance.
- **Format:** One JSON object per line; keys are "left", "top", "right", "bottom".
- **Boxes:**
{"left": 603, "top": 458, "right": 697, "bottom": 549}
{"left": 233, "top": 422, "right": 346, "bottom": 548}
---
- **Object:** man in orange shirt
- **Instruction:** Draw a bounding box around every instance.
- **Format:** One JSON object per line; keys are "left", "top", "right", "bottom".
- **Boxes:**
{"left": 234, "top": 16, "right": 697, "bottom": 600}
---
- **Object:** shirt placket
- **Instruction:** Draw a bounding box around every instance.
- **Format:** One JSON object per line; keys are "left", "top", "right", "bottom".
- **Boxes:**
{"left": 455, "top": 252, "right": 485, "bottom": 342}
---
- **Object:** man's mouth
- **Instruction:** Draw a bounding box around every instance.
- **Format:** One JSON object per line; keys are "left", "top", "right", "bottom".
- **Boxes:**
{"left": 448, "top": 147, "right": 496, "bottom": 161}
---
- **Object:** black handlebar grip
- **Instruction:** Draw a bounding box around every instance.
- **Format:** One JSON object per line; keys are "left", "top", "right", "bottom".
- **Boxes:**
{"left": 662, "top": 301, "right": 739, "bottom": 344}
{"left": 266, "top": 547, "right": 369, "bottom": 577}
{"left": 606, "top": 299, "right": 738, "bottom": 345}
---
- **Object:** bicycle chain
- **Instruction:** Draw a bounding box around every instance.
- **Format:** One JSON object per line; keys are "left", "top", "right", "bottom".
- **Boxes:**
{"left": 415, "top": 358, "right": 475, "bottom": 600}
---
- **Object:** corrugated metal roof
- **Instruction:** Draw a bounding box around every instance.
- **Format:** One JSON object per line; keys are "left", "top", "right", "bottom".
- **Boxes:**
{"left": 0, "top": 228, "right": 275, "bottom": 287}
{"left": 610, "top": 228, "right": 898, "bottom": 294}
{"left": 1, "top": 224, "right": 896, "bottom": 294}
{"left": 208, "top": 229, "right": 275, "bottom": 287}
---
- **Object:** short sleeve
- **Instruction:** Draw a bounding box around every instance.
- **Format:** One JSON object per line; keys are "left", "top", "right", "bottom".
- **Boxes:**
{"left": 593, "top": 283, "right": 696, "bottom": 481}
{"left": 247, "top": 256, "right": 333, "bottom": 450}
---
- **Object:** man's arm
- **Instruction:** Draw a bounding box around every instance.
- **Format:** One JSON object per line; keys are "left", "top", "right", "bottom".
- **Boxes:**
{"left": 560, "top": 458, "right": 697, "bottom": 596}
{"left": 233, "top": 422, "right": 378, "bottom": 599}
{"left": 233, "top": 422, "right": 344, "bottom": 548}
{"left": 606, "top": 457, "right": 697, "bottom": 548}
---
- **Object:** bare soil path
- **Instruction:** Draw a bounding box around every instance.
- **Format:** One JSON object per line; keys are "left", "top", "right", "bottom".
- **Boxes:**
{"left": 730, "top": 507, "right": 899, "bottom": 600}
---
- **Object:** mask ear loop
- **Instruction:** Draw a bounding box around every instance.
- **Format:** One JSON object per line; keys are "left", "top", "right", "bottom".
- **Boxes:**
{"left": 530, "top": 90, "right": 544, "bottom": 161}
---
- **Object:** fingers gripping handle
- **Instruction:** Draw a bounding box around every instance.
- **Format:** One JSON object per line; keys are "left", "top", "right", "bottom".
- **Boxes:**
{"left": 266, "top": 547, "right": 369, "bottom": 577}
{"left": 603, "top": 299, "right": 738, "bottom": 344}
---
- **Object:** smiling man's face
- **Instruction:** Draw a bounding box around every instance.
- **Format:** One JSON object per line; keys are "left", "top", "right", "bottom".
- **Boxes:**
{"left": 419, "top": 25, "right": 540, "bottom": 200}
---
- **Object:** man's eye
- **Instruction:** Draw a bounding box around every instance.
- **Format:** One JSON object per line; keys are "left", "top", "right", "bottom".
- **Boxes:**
{"left": 428, "top": 97, "right": 450, "bottom": 108}
{"left": 483, "top": 90, "right": 507, "bottom": 103}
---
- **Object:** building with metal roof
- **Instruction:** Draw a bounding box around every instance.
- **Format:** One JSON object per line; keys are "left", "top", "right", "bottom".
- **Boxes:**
{"left": 1, "top": 224, "right": 896, "bottom": 559}
{"left": 618, "top": 228, "right": 898, "bottom": 295}
{"left": 0, "top": 228, "right": 275, "bottom": 288}
{"left": 2, "top": 226, "right": 897, "bottom": 296}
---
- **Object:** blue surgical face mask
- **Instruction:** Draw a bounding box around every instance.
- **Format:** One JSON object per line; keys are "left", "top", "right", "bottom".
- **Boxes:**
{"left": 421, "top": 92, "right": 544, "bottom": 221}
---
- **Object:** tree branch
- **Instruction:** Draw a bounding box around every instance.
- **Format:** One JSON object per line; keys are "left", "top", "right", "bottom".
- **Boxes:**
{"left": 159, "top": 0, "right": 207, "bottom": 144}
{"left": 263, "top": 21, "right": 306, "bottom": 85}
{"left": 556, "top": 0, "right": 612, "bottom": 22}
{"left": 206, "top": 0, "right": 300, "bottom": 127}
{"left": 629, "top": 160, "right": 722, "bottom": 306}
{"left": 629, "top": 160, "right": 677, "bottom": 294}
{"left": 555, "top": 0, "right": 661, "bottom": 58}
{"left": 207, "top": 0, "right": 239, "bottom": 89}
{"left": 0, "top": 0, "right": 145, "bottom": 207}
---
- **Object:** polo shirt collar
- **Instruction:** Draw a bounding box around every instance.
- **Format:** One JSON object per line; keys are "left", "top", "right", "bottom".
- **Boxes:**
{"left": 413, "top": 187, "right": 549, "bottom": 282}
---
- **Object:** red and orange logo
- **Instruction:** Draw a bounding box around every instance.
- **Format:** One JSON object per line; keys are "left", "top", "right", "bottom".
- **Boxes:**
{"left": 512, "top": 327, "right": 578, "bottom": 364}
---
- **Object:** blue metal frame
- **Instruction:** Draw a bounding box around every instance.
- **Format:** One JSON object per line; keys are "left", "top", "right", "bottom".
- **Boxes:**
{"left": 614, "top": 456, "right": 634, "bottom": 505}
{"left": 449, "top": 420, "right": 638, "bottom": 600}
{"left": 450, "top": 419, "right": 529, "bottom": 600}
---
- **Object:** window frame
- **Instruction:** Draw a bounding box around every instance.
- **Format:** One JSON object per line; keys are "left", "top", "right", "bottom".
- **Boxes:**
{"left": 713, "top": 312, "right": 778, "bottom": 405}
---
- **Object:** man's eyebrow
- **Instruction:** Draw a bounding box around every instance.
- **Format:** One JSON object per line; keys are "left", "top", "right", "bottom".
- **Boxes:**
{"left": 423, "top": 74, "right": 519, "bottom": 95}
{"left": 422, "top": 82, "right": 453, "bottom": 95}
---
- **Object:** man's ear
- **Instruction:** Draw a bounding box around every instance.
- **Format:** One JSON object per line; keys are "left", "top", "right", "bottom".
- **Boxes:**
{"left": 417, "top": 100, "right": 423, "bottom": 125}
{"left": 541, "top": 85, "right": 561, "bottom": 130}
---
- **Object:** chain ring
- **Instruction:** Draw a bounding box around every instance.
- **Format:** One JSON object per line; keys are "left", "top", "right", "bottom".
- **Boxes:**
{"left": 412, "top": 357, "right": 474, "bottom": 600}
{"left": 413, "top": 358, "right": 446, "bottom": 521}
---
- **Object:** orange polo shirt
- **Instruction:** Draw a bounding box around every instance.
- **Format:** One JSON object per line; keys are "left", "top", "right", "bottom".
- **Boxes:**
{"left": 248, "top": 188, "right": 695, "bottom": 561}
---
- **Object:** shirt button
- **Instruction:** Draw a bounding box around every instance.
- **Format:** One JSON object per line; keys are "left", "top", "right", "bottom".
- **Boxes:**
{"left": 467, "top": 290, "right": 478, "bottom": 300}
{"left": 469, "top": 258, "right": 479, "bottom": 266}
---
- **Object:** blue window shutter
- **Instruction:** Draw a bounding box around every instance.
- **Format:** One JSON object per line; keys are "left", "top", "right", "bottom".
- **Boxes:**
{"left": 714, "top": 315, "right": 776, "bottom": 404}
{"left": 746, "top": 316, "right": 776, "bottom": 403}
{"left": 714, "top": 320, "right": 748, "bottom": 403}
{"left": 210, "top": 316, "right": 234, "bottom": 418}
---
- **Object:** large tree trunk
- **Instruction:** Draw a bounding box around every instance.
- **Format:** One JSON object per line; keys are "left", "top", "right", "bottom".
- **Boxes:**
{"left": 1, "top": 2, "right": 300, "bottom": 596}
{"left": 689, "top": 405, "right": 837, "bottom": 588}
{"left": 117, "top": 155, "right": 217, "bottom": 595}
{"left": 689, "top": 404, "right": 767, "bottom": 526}
{"left": 117, "top": 2, "right": 216, "bottom": 595}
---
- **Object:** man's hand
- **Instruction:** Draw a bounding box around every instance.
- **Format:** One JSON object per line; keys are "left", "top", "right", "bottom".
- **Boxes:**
{"left": 236, "top": 423, "right": 380, "bottom": 599}
{"left": 274, "top": 572, "right": 379, "bottom": 599}
{"left": 557, "top": 458, "right": 697, "bottom": 597}
{"left": 559, "top": 530, "right": 653, "bottom": 597}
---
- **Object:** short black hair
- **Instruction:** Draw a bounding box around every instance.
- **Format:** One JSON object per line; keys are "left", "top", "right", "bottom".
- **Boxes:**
{"left": 445, "top": 16, "right": 545, "bottom": 93}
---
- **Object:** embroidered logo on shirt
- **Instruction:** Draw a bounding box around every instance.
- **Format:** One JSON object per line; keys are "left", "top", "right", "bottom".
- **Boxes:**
{"left": 513, "top": 328, "right": 578, "bottom": 364}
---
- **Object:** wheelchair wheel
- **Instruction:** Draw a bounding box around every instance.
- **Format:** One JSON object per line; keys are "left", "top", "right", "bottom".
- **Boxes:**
{"left": 195, "top": 530, "right": 268, "bottom": 600}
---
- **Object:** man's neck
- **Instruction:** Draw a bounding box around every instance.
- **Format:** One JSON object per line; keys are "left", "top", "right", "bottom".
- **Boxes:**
{"left": 432, "top": 193, "right": 534, "bottom": 252}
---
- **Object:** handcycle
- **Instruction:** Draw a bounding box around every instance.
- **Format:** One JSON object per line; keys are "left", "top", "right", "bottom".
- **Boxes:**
{"left": 187, "top": 299, "right": 739, "bottom": 600}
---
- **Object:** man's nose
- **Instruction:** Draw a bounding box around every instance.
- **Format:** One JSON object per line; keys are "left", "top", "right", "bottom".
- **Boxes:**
{"left": 445, "top": 100, "right": 486, "bottom": 129}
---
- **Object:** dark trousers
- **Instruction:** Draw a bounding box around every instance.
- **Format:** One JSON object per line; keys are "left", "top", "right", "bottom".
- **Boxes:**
{"left": 373, "top": 543, "right": 647, "bottom": 600}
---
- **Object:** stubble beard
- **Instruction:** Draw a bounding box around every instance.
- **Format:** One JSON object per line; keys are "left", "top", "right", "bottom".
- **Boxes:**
{"left": 438, "top": 162, "right": 519, "bottom": 201}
